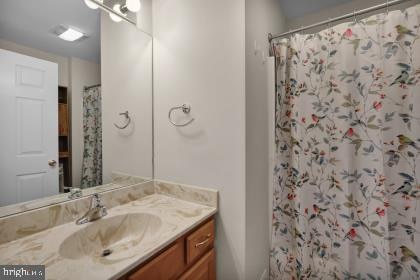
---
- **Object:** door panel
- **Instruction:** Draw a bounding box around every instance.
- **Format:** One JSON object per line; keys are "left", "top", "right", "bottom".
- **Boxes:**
{"left": 17, "top": 173, "right": 46, "bottom": 202}
{"left": 15, "top": 64, "right": 45, "bottom": 88}
{"left": 0, "top": 49, "right": 58, "bottom": 206}
{"left": 16, "top": 97, "right": 44, "bottom": 154}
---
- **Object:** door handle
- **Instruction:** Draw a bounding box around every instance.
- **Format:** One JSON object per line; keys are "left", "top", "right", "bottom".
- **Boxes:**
{"left": 48, "top": 160, "right": 57, "bottom": 167}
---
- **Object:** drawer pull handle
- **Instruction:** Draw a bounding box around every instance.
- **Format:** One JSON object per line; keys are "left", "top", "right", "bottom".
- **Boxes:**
{"left": 195, "top": 234, "right": 211, "bottom": 248}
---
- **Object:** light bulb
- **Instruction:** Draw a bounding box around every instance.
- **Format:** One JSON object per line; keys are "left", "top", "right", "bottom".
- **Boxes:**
{"left": 84, "top": 0, "right": 103, "bottom": 10}
{"left": 110, "top": 4, "right": 123, "bottom": 22}
{"left": 126, "top": 0, "right": 141, "bottom": 12}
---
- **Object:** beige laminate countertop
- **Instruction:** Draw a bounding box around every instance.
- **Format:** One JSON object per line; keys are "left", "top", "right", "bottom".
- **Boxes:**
{"left": 0, "top": 194, "right": 217, "bottom": 280}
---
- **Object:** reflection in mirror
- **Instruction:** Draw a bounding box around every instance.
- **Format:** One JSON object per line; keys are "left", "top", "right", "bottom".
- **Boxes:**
{"left": 0, "top": 0, "right": 153, "bottom": 214}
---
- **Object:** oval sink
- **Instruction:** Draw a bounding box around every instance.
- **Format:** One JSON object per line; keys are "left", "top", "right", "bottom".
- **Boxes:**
{"left": 59, "top": 213, "right": 162, "bottom": 260}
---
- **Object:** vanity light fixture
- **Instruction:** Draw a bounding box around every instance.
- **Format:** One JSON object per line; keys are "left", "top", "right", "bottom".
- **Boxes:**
{"left": 58, "top": 27, "right": 84, "bottom": 42}
{"left": 84, "top": 0, "right": 103, "bottom": 10}
{"left": 126, "top": 0, "right": 141, "bottom": 12}
{"left": 110, "top": 4, "right": 125, "bottom": 22}
{"left": 84, "top": 0, "right": 140, "bottom": 24}
{"left": 109, "top": 0, "right": 141, "bottom": 22}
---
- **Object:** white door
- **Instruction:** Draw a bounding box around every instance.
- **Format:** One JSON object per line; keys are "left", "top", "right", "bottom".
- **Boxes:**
{"left": 0, "top": 49, "right": 58, "bottom": 206}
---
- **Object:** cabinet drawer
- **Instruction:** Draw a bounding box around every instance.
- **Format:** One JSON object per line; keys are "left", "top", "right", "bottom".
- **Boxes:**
{"left": 128, "top": 239, "right": 185, "bottom": 280}
{"left": 186, "top": 219, "right": 215, "bottom": 265}
{"left": 179, "top": 248, "right": 215, "bottom": 280}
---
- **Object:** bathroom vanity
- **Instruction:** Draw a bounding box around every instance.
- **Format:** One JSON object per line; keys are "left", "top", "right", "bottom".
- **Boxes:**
{"left": 0, "top": 181, "right": 218, "bottom": 280}
{"left": 123, "top": 218, "right": 215, "bottom": 280}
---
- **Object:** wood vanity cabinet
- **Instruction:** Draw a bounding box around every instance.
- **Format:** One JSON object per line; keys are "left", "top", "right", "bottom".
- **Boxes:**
{"left": 123, "top": 217, "right": 216, "bottom": 280}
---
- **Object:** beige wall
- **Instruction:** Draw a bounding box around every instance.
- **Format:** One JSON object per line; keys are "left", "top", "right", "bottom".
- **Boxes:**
{"left": 70, "top": 57, "right": 101, "bottom": 187}
{"left": 101, "top": 14, "right": 153, "bottom": 182}
{"left": 152, "top": 0, "right": 246, "bottom": 278}
{"left": 245, "top": 1, "right": 285, "bottom": 279}
{"left": 0, "top": 39, "right": 69, "bottom": 87}
{"left": 136, "top": 0, "right": 152, "bottom": 35}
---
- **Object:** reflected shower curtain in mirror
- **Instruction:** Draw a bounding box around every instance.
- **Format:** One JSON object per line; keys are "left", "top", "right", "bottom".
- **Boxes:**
{"left": 270, "top": 5, "right": 420, "bottom": 279}
{"left": 81, "top": 86, "right": 102, "bottom": 188}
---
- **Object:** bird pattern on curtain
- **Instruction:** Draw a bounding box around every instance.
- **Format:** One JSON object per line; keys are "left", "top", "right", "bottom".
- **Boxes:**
{"left": 270, "top": 4, "right": 420, "bottom": 279}
{"left": 81, "top": 86, "right": 102, "bottom": 188}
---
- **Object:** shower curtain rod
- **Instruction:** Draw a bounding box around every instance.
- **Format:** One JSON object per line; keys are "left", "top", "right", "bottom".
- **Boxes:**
{"left": 84, "top": 84, "right": 101, "bottom": 91}
{"left": 268, "top": 0, "right": 413, "bottom": 41}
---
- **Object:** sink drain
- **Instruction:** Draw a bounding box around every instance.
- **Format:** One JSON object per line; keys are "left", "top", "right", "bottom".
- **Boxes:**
{"left": 101, "top": 249, "right": 113, "bottom": 257}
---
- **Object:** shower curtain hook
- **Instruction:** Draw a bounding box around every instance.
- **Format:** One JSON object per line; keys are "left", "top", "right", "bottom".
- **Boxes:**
{"left": 353, "top": 10, "right": 357, "bottom": 23}
{"left": 386, "top": 0, "right": 389, "bottom": 14}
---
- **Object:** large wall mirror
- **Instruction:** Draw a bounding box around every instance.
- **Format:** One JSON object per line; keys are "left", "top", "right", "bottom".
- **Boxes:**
{"left": 0, "top": 0, "right": 153, "bottom": 216}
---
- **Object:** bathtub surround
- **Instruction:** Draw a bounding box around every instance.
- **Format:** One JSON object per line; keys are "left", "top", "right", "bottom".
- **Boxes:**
{"left": 270, "top": 5, "right": 420, "bottom": 279}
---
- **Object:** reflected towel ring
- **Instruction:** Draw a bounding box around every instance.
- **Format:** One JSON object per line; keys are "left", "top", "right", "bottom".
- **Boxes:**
{"left": 114, "top": 111, "right": 131, "bottom": 129}
{"left": 168, "top": 104, "right": 195, "bottom": 127}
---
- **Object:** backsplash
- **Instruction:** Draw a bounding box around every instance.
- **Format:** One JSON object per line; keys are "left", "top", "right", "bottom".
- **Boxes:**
{"left": 154, "top": 180, "right": 218, "bottom": 208}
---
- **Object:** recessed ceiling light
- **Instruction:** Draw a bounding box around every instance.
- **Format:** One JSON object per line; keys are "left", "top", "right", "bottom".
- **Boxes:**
{"left": 58, "top": 28, "right": 84, "bottom": 42}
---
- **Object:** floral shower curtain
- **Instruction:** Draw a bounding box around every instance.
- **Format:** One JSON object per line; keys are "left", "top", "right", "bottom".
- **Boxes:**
{"left": 270, "top": 4, "right": 420, "bottom": 279}
{"left": 81, "top": 86, "right": 102, "bottom": 188}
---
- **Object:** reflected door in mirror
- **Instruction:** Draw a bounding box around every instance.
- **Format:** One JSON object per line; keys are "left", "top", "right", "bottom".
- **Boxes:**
{"left": 0, "top": 49, "right": 58, "bottom": 206}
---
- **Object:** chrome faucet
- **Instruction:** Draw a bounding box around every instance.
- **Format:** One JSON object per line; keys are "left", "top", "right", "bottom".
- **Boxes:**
{"left": 76, "top": 194, "right": 107, "bottom": 225}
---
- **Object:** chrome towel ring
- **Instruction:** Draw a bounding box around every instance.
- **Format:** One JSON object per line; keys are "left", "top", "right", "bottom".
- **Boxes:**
{"left": 114, "top": 111, "right": 131, "bottom": 129}
{"left": 168, "top": 104, "right": 195, "bottom": 127}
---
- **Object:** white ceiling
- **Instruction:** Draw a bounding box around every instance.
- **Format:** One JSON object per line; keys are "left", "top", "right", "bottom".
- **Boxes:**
{"left": 0, "top": 0, "right": 101, "bottom": 63}
{"left": 279, "top": 0, "right": 353, "bottom": 18}
{"left": 0, "top": 0, "right": 356, "bottom": 61}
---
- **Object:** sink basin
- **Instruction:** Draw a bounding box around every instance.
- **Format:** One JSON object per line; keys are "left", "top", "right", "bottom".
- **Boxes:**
{"left": 59, "top": 213, "right": 162, "bottom": 260}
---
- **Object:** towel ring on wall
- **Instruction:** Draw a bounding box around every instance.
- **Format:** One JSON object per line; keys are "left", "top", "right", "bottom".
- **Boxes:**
{"left": 114, "top": 111, "right": 131, "bottom": 129}
{"left": 168, "top": 104, "right": 195, "bottom": 127}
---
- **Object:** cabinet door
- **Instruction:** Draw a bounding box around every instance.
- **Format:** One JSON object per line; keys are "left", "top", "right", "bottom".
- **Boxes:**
{"left": 58, "top": 103, "right": 68, "bottom": 136}
{"left": 179, "top": 249, "right": 215, "bottom": 280}
{"left": 128, "top": 239, "right": 185, "bottom": 280}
